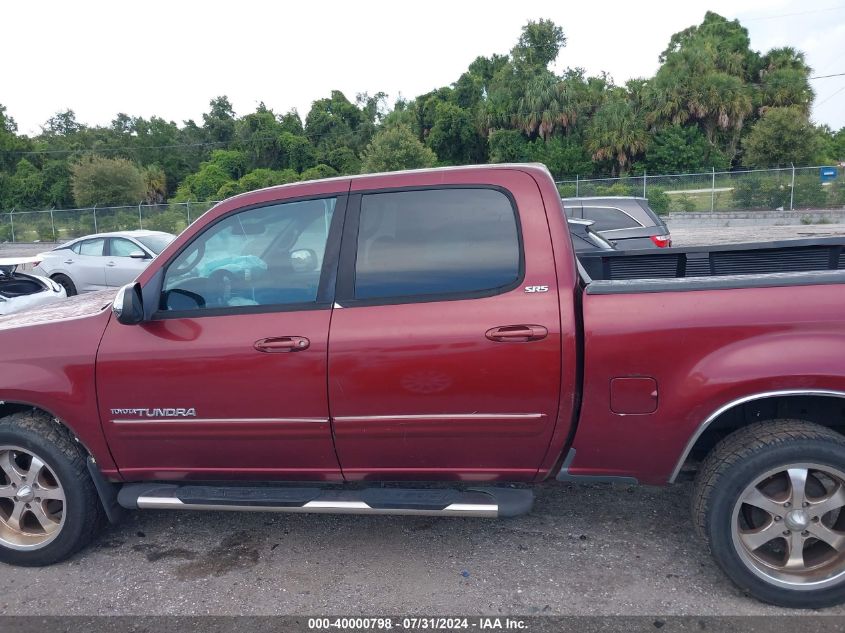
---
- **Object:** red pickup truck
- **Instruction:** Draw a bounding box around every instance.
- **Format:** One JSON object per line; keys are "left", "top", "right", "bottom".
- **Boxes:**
{"left": 2, "top": 164, "right": 845, "bottom": 608}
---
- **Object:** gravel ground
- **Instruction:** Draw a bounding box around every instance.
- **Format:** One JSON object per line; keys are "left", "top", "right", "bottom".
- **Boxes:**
{"left": 4, "top": 222, "right": 845, "bottom": 617}
{"left": 3, "top": 481, "right": 844, "bottom": 617}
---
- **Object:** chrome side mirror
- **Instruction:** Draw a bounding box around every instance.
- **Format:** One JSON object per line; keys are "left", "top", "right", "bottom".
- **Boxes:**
{"left": 113, "top": 282, "right": 144, "bottom": 325}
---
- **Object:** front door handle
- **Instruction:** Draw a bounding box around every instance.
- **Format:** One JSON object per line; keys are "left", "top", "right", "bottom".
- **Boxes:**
{"left": 485, "top": 325, "right": 548, "bottom": 343}
{"left": 254, "top": 336, "right": 310, "bottom": 353}
{"left": 106, "top": 261, "right": 116, "bottom": 267}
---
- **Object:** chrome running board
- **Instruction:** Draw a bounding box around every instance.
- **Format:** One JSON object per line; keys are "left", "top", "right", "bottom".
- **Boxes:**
{"left": 117, "top": 484, "right": 533, "bottom": 518}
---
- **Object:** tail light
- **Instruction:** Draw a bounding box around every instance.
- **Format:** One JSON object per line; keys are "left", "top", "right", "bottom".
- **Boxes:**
{"left": 650, "top": 234, "right": 672, "bottom": 248}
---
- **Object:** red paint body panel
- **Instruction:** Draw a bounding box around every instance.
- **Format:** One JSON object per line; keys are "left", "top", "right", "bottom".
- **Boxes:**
{"left": 567, "top": 284, "right": 845, "bottom": 484}
{"left": 329, "top": 169, "right": 569, "bottom": 481}
{"left": 96, "top": 309, "right": 343, "bottom": 481}
{"left": 0, "top": 292, "right": 119, "bottom": 475}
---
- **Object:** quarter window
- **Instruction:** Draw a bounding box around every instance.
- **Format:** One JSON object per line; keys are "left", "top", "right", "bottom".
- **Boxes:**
{"left": 354, "top": 189, "right": 520, "bottom": 300}
{"left": 160, "top": 198, "right": 337, "bottom": 312}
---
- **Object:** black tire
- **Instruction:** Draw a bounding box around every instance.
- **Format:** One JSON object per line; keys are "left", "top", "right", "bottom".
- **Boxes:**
{"left": 51, "top": 273, "right": 77, "bottom": 297}
{"left": 692, "top": 419, "right": 845, "bottom": 608}
{"left": 0, "top": 410, "right": 104, "bottom": 566}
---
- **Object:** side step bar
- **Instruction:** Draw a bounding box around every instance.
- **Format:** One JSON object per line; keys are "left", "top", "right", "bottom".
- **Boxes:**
{"left": 117, "top": 484, "right": 533, "bottom": 518}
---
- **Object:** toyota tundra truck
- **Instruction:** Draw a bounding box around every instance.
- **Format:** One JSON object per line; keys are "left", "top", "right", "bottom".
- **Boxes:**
{"left": 2, "top": 164, "right": 845, "bottom": 608}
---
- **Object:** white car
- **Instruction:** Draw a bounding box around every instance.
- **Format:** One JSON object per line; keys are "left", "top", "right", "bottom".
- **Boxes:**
{"left": 34, "top": 230, "right": 175, "bottom": 296}
{"left": 0, "top": 256, "right": 67, "bottom": 315}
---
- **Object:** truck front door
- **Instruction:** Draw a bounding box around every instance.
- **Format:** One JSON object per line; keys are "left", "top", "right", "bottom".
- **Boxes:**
{"left": 96, "top": 195, "right": 346, "bottom": 481}
{"left": 328, "top": 171, "right": 564, "bottom": 481}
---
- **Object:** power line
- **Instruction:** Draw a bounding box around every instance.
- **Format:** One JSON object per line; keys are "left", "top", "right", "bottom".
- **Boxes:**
{"left": 810, "top": 72, "right": 845, "bottom": 79}
{"left": 816, "top": 83, "right": 845, "bottom": 106}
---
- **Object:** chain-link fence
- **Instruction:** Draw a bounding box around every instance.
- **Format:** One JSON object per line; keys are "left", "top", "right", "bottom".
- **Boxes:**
{"left": 0, "top": 201, "right": 219, "bottom": 243}
{"left": 2, "top": 165, "right": 845, "bottom": 243}
{"left": 556, "top": 165, "right": 845, "bottom": 215}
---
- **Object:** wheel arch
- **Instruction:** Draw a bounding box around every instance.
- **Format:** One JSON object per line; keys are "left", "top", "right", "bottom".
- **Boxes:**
{"left": 671, "top": 390, "right": 845, "bottom": 482}
{"left": 0, "top": 400, "right": 98, "bottom": 463}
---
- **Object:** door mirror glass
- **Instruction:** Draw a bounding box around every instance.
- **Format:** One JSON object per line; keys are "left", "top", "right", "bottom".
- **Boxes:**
{"left": 129, "top": 250, "right": 147, "bottom": 259}
{"left": 113, "top": 282, "right": 144, "bottom": 325}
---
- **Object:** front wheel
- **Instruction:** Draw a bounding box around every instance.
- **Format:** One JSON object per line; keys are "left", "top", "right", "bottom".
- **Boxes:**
{"left": 693, "top": 419, "right": 845, "bottom": 608}
{"left": 0, "top": 411, "right": 104, "bottom": 566}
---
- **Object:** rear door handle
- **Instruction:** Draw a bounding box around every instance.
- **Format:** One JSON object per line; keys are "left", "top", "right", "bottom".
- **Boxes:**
{"left": 64, "top": 259, "right": 74, "bottom": 264}
{"left": 485, "top": 325, "right": 548, "bottom": 342}
{"left": 254, "top": 336, "right": 310, "bottom": 353}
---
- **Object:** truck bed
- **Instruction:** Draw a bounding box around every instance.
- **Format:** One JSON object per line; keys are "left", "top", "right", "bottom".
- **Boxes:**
{"left": 578, "top": 237, "right": 845, "bottom": 293}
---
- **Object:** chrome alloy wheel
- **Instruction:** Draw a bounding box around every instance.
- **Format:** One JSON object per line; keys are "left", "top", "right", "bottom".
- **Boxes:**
{"left": 0, "top": 446, "right": 66, "bottom": 550}
{"left": 732, "top": 463, "right": 845, "bottom": 590}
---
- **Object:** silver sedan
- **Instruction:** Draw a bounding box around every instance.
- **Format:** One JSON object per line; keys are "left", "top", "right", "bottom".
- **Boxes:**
{"left": 33, "top": 230, "right": 175, "bottom": 296}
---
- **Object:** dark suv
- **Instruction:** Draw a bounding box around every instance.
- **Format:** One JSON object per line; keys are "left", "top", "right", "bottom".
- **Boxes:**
{"left": 561, "top": 196, "right": 671, "bottom": 249}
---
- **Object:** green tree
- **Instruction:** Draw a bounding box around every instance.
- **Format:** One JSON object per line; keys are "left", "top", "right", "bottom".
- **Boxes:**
{"left": 510, "top": 19, "right": 566, "bottom": 71}
{"left": 643, "top": 125, "right": 728, "bottom": 174}
{"left": 202, "top": 96, "right": 236, "bottom": 143}
{"left": 1, "top": 159, "right": 44, "bottom": 209}
{"left": 426, "top": 102, "right": 486, "bottom": 164}
{"left": 742, "top": 106, "right": 823, "bottom": 167}
{"left": 70, "top": 156, "right": 146, "bottom": 207}
{"left": 585, "top": 95, "right": 648, "bottom": 175}
{"left": 360, "top": 126, "right": 437, "bottom": 173}
{"left": 488, "top": 130, "right": 530, "bottom": 163}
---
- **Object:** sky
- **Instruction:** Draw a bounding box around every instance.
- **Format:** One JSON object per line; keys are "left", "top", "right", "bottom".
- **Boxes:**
{"left": 2, "top": 0, "right": 844, "bottom": 135}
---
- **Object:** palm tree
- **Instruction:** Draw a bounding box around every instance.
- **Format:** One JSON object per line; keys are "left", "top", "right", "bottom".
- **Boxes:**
{"left": 585, "top": 95, "right": 648, "bottom": 175}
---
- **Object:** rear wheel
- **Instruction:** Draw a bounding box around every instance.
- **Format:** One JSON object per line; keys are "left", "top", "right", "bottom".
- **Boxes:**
{"left": 0, "top": 411, "right": 103, "bottom": 566}
{"left": 693, "top": 419, "right": 845, "bottom": 608}
{"left": 51, "top": 274, "right": 76, "bottom": 297}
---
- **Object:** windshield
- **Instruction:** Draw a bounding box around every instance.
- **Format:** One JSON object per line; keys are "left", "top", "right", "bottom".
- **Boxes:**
{"left": 136, "top": 234, "right": 175, "bottom": 254}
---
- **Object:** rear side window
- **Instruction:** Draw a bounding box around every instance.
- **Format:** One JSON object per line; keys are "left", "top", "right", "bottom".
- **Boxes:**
{"left": 582, "top": 206, "right": 641, "bottom": 232}
{"left": 354, "top": 188, "right": 520, "bottom": 301}
{"left": 79, "top": 238, "right": 105, "bottom": 256}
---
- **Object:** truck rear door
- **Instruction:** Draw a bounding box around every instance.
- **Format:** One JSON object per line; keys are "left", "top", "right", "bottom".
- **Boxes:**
{"left": 327, "top": 169, "right": 563, "bottom": 481}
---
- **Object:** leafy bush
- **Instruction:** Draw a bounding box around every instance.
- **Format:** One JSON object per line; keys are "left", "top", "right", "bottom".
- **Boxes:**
{"left": 300, "top": 164, "right": 339, "bottom": 181}
{"left": 144, "top": 209, "right": 187, "bottom": 234}
{"left": 733, "top": 176, "right": 790, "bottom": 210}
{"left": 557, "top": 184, "right": 576, "bottom": 197}
{"left": 646, "top": 187, "right": 670, "bottom": 214}
{"left": 792, "top": 176, "right": 828, "bottom": 209}
{"left": 673, "top": 194, "right": 697, "bottom": 212}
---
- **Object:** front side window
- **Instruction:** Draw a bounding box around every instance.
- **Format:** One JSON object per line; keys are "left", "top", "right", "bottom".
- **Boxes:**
{"left": 582, "top": 207, "right": 641, "bottom": 232}
{"left": 160, "top": 198, "right": 336, "bottom": 312}
{"left": 110, "top": 238, "right": 144, "bottom": 258}
{"left": 354, "top": 189, "right": 520, "bottom": 301}
{"left": 79, "top": 238, "right": 105, "bottom": 256}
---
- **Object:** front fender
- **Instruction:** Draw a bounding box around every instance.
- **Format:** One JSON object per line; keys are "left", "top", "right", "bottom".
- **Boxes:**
{"left": 0, "top": 292, "right": 118, "bottom": 475}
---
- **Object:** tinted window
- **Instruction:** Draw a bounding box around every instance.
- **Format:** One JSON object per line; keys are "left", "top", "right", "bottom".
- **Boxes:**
{"left": 354, "top": 189, "right": 520, "bottom": 300}
{"left": 582, "top": 207, "right": 641, "bottom": 232}
{"left": 110, "top": 238, "right": 143, "bottom": 257}
{"left": 160, "top": 198, "right": 336, "bottom": 312}
{"left": 69, "top": 242, "right": 82, "bottom": 254}
{"left": 79, "top": 238, "right": 105, "bottom": 256}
